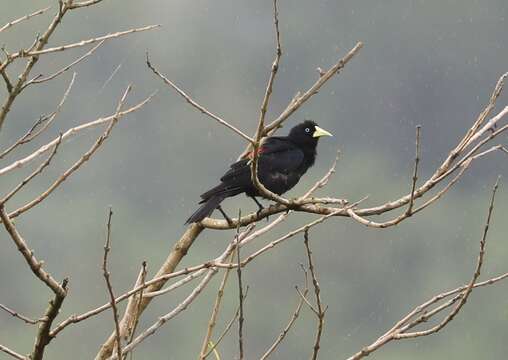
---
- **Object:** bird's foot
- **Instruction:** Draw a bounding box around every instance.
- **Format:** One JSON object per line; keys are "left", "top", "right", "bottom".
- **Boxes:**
{"left": 250, "top": 196, "right": 268, "bottom": 221}
{"left": 217, "top": 205, "right": 234, "bottom": 227}
{"left": 255, "top": 208, "right": 270, "bottom": 222}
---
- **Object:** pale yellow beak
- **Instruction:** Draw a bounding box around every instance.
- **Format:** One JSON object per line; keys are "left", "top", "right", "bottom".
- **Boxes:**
{"left": 312, "top": 126, "right": 333, "bottom": 138}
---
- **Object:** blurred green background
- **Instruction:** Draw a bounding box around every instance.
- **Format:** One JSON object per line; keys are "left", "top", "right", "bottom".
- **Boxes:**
{"left": 1, "top": 1, "right": 508, "bottom": 359}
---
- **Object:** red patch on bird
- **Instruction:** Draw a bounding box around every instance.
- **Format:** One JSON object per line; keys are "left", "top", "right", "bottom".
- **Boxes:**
{"left": 246, "top": 146, "right": 266, "bottom": 159}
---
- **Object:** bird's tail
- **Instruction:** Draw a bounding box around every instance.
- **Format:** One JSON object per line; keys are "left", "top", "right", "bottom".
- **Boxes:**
{"left": 185, "top": 194, "right": 226, "bottom": 224}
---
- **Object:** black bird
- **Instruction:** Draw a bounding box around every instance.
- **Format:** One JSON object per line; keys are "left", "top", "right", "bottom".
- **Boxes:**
{"left": 185, "top": 120, "right": 333, "bottom": 224}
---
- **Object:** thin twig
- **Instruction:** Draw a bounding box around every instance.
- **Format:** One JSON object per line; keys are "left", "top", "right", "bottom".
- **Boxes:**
{"left": 199, "top": 253, "right": 235, "bottom": 359}
{"left": 295, "top": 285, "right": 319, "bottom": 316}
{"left": 265, "top": 42, "right": 363, "bottom": 136}
{"left": 203, "top": 288, "right": 250, "bottom": 359}
{"left": 0, "top": 7, "right": 51, "bottom": 33}
{"left": 255, "top": 0, "right": 282, "bottom": 143}
{"left": 347, "top": 178, "right": 501, "bottom": 359}
{"left": 406, "top": 125, "right": 421, "bottom": 215}
{"left": 142, "top": 268, "right": 207, "bottom": 298}
{"left": 0, "top": 197, "right": 68, "bottom": 360}
{"left": 0, "top": 303, "right": 39, "bottom": 325}
{"left": 455, "top": 72, "right": 508, "bottom": 153}
{"left": 0, "top": 91, "right": 155, "bottom": 178}
{"left": 53, "top": 226, "right": 256, "bottom": 339}
{"left": 226, "top": 209, "right": 347, "bottom": 268}
{"left": 0, "top": 2, "right": 74, "bottom": 130}
{"left": 236, "top": 210, "right": 245, "bottom": 360}
{"left": 112, "top": 270, "right": 218, "bottom": 360}
{"left": 0, "top": 134, "right": 62, "bottom": 205}
{"left": 0, "top": 206, "right": 65, "bottom": 296}
{"left": 397, "top": 177, "right": 499, "bottom": 339}
{"left": 249, "top": 0, "right": 284, "bottom": 203}
{"left": 69, "top": 0, "right": 105, "bottom": 9}
{"left": 52, "top": 264, "right": 212, "bottom": 337}
{"left": 301, "top": 150, "right": 341, "bottom": 198}
{"left": 2, "top": 85, "right": 130, "bottom": 224}
{"left": 1, "top": 68, "right": 13, "bottom": 93}
{"left": 127, "top": 261, "right": 147, "bottom": 352}
{"left": 260, "top": 268, "right": 308, "bottom": 360}
{"left": 102, "top": 208, "right": 122, "bottom": 360}
{"left": 304, "top": 230, "right": 326, "bottom": 360}
{"left": 0, "top": 72, "right": 75, "bottom": 160}
{"left": 0, "top": 344, "right": 26, "bottom": 360}
{"left": 108, "top": 227, "right": 255, "bottom": 360}
{"left": 146, "top": 53, "right": 254, "bottom": 143}
{"left": 27, "top": 41, "right": 104, "bottom": 86}
{"left": 11, "top": 25, "right": 160, "bottom": 58}
{"left": 96, "top": 261, "right": 150, "bottom": 359}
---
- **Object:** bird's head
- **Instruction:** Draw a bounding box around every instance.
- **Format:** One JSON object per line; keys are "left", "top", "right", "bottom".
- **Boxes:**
{"left": 288, "top": 120, "right": 333, "bottom": 147}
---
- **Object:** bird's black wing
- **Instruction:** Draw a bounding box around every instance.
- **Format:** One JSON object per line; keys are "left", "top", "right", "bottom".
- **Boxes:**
{"left": 220, "top": 137, "right": 304, "bottom": 181}
{"left": 200, "top": 137, "right": 304, "bottom": 201}
{"left": 257, "top": 137, "right": 304, "bottom": 174}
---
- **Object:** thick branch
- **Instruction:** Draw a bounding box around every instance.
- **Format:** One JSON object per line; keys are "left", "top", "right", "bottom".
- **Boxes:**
{"left": 31, "top": 279, "right": 69, "bottom": 360}
{"left": 94, "top": 224, "right": 204, "bottom": 359}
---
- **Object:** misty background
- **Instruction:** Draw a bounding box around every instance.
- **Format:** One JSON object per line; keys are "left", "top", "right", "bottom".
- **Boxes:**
{"left": 1, "top": 0, "right": 508, "bottom": 359}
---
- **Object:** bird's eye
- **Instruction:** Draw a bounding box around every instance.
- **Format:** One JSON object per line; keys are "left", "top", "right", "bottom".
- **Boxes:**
{"left": 305, "top": 128, "right": 310, "bottom": 133}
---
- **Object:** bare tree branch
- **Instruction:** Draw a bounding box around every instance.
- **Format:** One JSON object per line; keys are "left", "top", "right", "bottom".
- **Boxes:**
{"left": 259, "top": 268, "right": 308, "bottom": 360}
{"left": 69, "top": 0, "right": 106, "bottom": 10}
{"left": 0, "top": 7, "right": 51, "bottom": 33}
{"left": 203, "top": 288, "right": 250, "bottom": 359}
{"left": 107, "top": 227, "right": 255, "bottom": 360}
{"left": 102, "top": 208, "right": 122, "bottom": 360}
{"left": 199, "top": 253, "right": 235, "bottom": 359}
{"left": 146, "top": 53, "right": 254, "bottom": 143}
{"left": 0, "top": 73, "right": 75, "bottom": 160}
{"left": 31, "top": 279, "right": 69, "bottom": 360}
{"left": 406, "top": 125, "right": 421, "bottom": 215}
{"left": 126, "top": 261, "right": 147, "bottom": 351}
{"left": 0, "top": 1, "right": 76, "bottom": 130}
{"left": 455, "top": 72, "right": 508, "bottom": 154}
{"left": 0, "top": 86, "right": 134, "bottom": 227}
{"left": 0, "top": 344, "right": 26, "bottom": 360}
{"left": 112, "top": 269, "right": 217, "bottom": 359}
{"left": 256, "top": 0, "right": 282, "bottom": 143}
{"left": 304, "top": 230, "right": 326, "bottom": 360}
{"left": 92, "top": 5, "right": 508, "bottom": 358}
{"left": 347, "top": 177, "right": 500, "bottom": 360}
{"left": 0, "top": 135, "right": 62, "bottom": 205}
{"left": 0, "top": 91, "right": 155, "bottom": 178}
{"left": 9, "top": 25, "right": 159, "bottom": 59}
{"left": 1, "top": 68, "right": 13, "bottom": 93}
{"left": 26, "top": 41, "right": 104, "bottom": 86}
{"left": 0, "top": 206, "right": 66, "bottom": 296}
{"left": 235, "top": 211, "right": 245, "bottom": 360}
{"left": 265, "top": 42, "right": 363, "bottom": 136}
{"left": 0, "top": 303, "right": 39, "bottom": 325}
{"left": 0, "top": 0, "right": 158, "bottom": 133}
